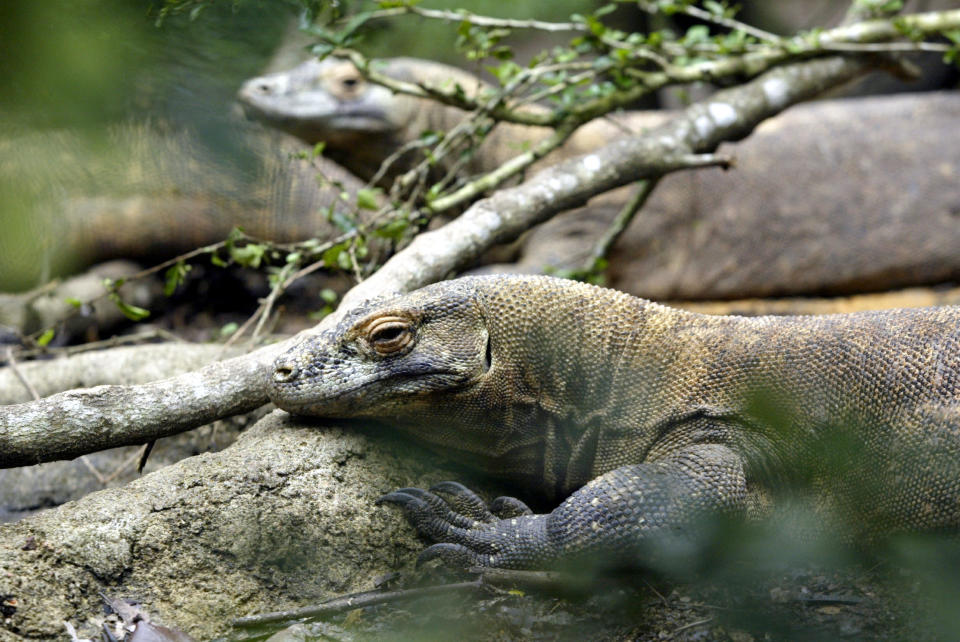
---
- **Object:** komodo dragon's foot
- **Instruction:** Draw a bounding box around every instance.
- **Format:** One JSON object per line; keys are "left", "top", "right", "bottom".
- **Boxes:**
{"left": 377, "top": 481, "right": 559, "bottom": 569}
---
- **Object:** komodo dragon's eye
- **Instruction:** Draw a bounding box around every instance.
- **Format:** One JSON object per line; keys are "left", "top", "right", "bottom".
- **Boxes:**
{"left": 365, "top": 316, "right": 413, "bottom": 355}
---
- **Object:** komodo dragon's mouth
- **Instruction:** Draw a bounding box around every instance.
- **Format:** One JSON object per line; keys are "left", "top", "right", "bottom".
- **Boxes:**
{"left": 238, "top": 98, "right": 393, "bottom": 135}
{"left": 270, "top": 366, "right": 464, "bottom": 416}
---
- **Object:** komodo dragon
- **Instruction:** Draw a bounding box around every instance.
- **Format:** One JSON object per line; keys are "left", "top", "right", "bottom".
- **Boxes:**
{"left": 269, "top": 275, "right": 960, "bottom": 569}
{"left": 0, "top": 122, "right": 373, "bottom": 291}
{"left": 240, "top": 57, "right": 960, "bottom": 300}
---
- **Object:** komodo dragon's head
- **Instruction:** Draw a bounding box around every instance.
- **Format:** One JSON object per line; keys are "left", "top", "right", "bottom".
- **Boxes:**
{"left": 239, "top": 57, "right": 400, "bottom": 147}
{"left": 269, "top": 278, "right": 492, "bottom": 422}
{"left": 239, "top": 57, "right": 481, "bottom": 149}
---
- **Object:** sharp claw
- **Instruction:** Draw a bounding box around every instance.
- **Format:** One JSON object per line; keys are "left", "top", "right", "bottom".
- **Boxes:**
{"left": 489, "top": 496, "right": 533, "bottom": 518}
{"left": 375, "top": 490, "right": 423, "bottom": 506}
{"left": 429, "top": 481, "right": 474, "bottom": 495}
{"left": 429, "top": 481, "right": 494, "bottom": 522}
{"left": 416, "top": 543, "right": 484, "bottom": 569}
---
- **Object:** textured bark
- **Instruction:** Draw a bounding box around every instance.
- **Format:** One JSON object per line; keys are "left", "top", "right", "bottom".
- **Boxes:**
{"left": 0, "top": 344, "right": 243, "bottom": 406}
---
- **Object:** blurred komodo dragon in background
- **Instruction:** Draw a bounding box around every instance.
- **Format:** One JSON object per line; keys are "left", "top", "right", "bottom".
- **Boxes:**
{"left": 0, "top": 124, "right": 372, "bottom": 290}
{"left": 240, "top": 57, "right": 960, "bottom": 300}
{"left": 269, "top": 275, "right": 960, "bottom": 570}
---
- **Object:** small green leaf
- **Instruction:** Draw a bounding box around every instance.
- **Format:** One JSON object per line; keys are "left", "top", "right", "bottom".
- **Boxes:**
{"left": 227, "top": 227, "right": 247, "bottom": 244}
{"left": 356, "top": 188, "right": 381, "bottom": 211}
{"left": 230, "top": 243, "right": 266, "bottom": 269}
{"left": 703, "top": 0, "right": 725, "bottom": 16}
{"left": 210, "top": 253, "right": 228, "bottom": 268}
{"left": 373, "top": 219, "right": 409, "bottom": 241}
{"left": 111, "top": 295, "right": 150, "bottom": 321}
{"left": 312, "top": 141, "right": 326, "bottom": 158}
{"left": 322, "top": 244, "right": 345, "bottom": 269}
{"left": 310, "top": 43, "right": 335, "bottom": 59}
{"left": 320, "top": 288, "right": 339, "bottom": 304}
{"left": 220, "top": 322, "right": 239, "bottom": 337}
{"left": 36, "top": 329, "right": 55, "bottom": 347}
{"left": 65, "top": 297, "right": 83, "bottom": 308}
{"left": 329, "top": 209, "right": 358, "bottom": 233}
{"left": 684, "top": 25, "right": 711, "bottom": 44}
{"left": 164, "top": 261, "right": 192, "bottom": 296}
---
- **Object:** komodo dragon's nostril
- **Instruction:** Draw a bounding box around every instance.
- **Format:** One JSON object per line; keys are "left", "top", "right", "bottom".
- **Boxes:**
{"left": 273, "top": 363, "right": 299, "bottom": 383}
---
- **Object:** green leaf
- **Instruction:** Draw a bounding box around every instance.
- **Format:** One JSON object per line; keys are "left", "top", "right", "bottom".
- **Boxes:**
{"left": 322, "top": 243, "right": 346, "bottom": 269}
{"left": 210, "top": 253, "right": 228, "bottom": 268}
{"left": 229, "top": 243, "right": 266, "bottom": 269}
{"left": 684, "top": 25, "right": 711, "bottom": 44}
{"left": 595, "top": 3, "right": 616, "bottom": 17}
{"left": 163, "top": 261, "right": 192, "bottom": 297}
{"left": 703, "top": 0, "right": 725, "bottom": 16}
{"left": 36, "top": 329, "right": 55, "bottom": 347}
{"left": 320, "top": 288, "right": 338, "bottom": 304}
{"left": 486, "top": 60, "right": 522, "bottom": 84}
{"left": 312, "top": 141, "right": 326, "bottom": 158}
{"left": 310, "top": 43, "right": 335, "bottom": 59}
{"left": 356, "top": 187, "right": 381, "bottom": 211}
{"left": 220, "top": 322, "right": 239, "bottom": 337}
{"left": 328, "top": 209, "right": 358, "bottom": 233}
{"left": 227, "top": 227, "right": 247, "bottom": 244}
{"left": 65, "top": 297, "right": 83, "bottom": 308}
{"left": 111, "top": 295, "right": 150, "bottom": 321}
{"left": 373, "top": 219, "right": 409, "bottom": 241}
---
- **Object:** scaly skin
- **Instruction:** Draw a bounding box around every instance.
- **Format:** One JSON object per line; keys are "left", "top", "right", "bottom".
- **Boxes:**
{"left": 269, "top": 275, "right": 960, "bottom": 569}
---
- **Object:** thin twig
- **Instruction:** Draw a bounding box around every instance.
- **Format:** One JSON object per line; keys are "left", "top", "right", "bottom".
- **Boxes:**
{"left": 102, "top": 447, "right": 144, "bottom": 483}
{"left": 232, "top": 581, "right": 486, "bottom": 627}
{"left": 5, "top": 347, "right": 40, "bottom": 400}
{"left": 821, "top": 41, "right": 950, "bottom": 52}
{"left": 673, "top": 616, "right": 714, "bottom": 634}
{"left": 427, "top": 121, "right": 579, "bottom": 213}
{"left": 584, "top": 178, "right": 660, "bottom": 273}
{"left": 78, "top": 455, "right": 109, "bottom": 484}
{"left": 136, "top": 441, "right": 154, "bottom": 474}
{"left": 676, "top": 3, "right": 781, "bottom": 42}
{"left": 371, "top": 6, "right": 584, "bottom": 33}
{"left": 2, "top": 329, "right": 181, "bottom": 365}
{"left": 251, "top": 264, "right": 296, "bottom": 343}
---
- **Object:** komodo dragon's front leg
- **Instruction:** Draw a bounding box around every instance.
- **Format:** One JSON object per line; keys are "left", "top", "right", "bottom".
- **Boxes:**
{"left": 380, "top": 444, "right": 747, "bottom": 569}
